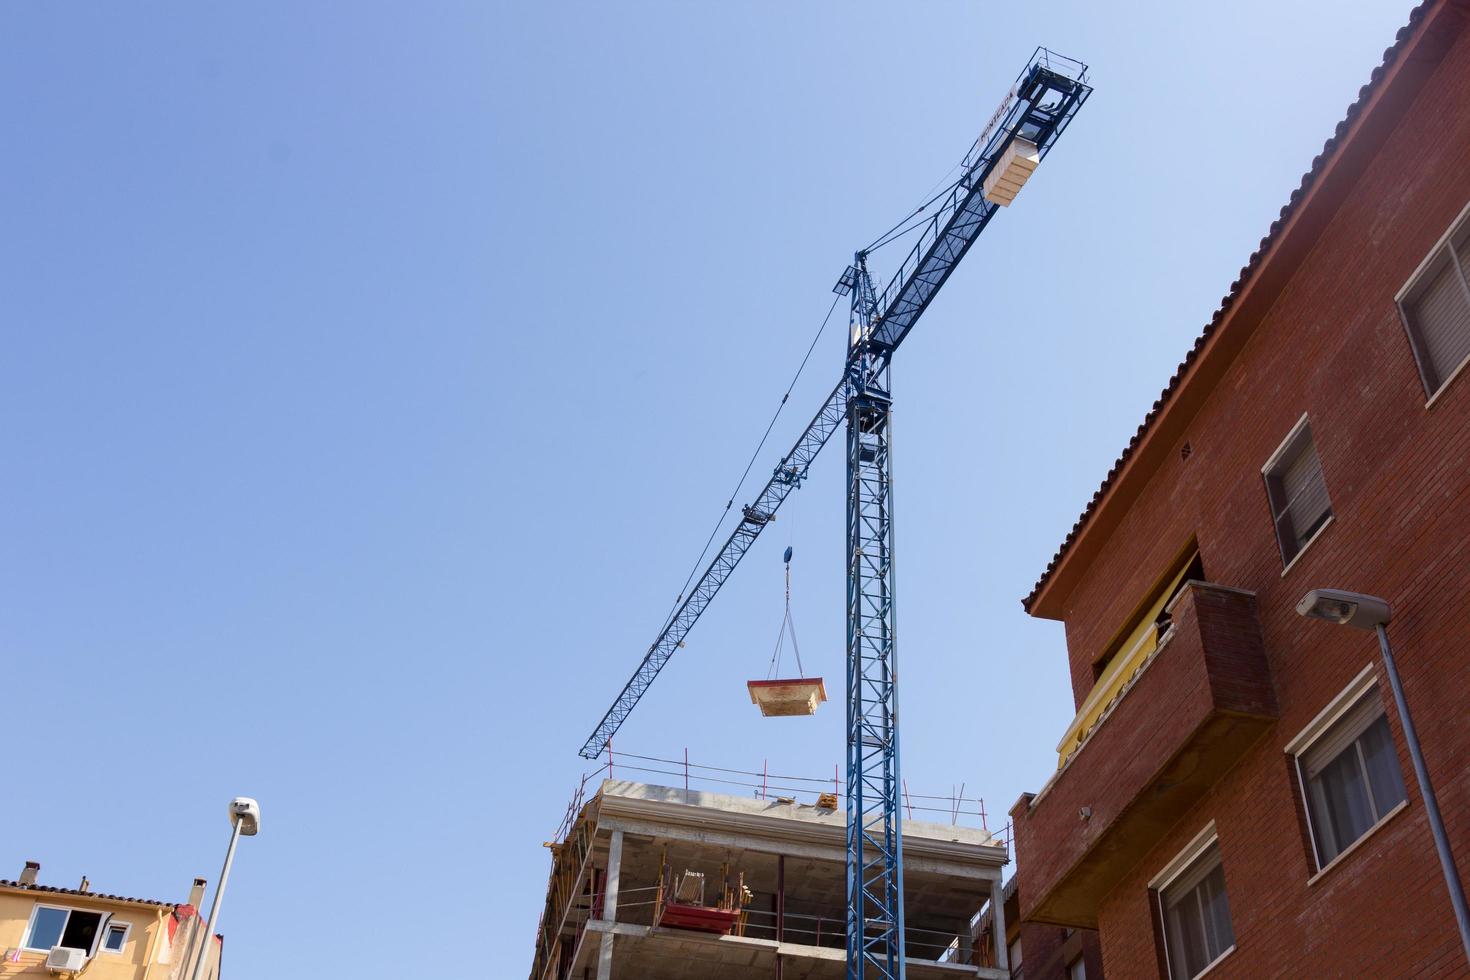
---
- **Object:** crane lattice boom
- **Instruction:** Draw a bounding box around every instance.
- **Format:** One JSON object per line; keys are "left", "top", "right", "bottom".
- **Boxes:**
{"left": 577, "top": 46, "right": 1091, "bottom": 980}
{"left": 579, "top": 49, "right": 1090, "bottom": 765}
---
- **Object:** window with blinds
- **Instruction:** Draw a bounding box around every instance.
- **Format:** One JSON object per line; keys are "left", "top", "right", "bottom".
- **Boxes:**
{"left": 1294, "top": 687, "right": 1407, "bottom": 869}
{"left": 1263, "top": 418, "right": 1332, "bottom": 565}
{"left": 1400, "top": 212, "right": 1470, "bottom": 398}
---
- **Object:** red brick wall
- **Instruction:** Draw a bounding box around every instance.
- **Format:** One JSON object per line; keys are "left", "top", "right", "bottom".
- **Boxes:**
{"left": 1012, "top": 584, "right": 1277, "bottom": 928}
{"left": 1033, "top": 9, "right": 1470, "bottom": 978}
{"left": 1019, "top": 920, "right": 1104, "bottom": 979}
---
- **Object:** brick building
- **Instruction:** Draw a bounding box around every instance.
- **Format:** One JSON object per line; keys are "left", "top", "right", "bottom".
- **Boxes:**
{"left": 1009, "top": 0, "right": 1470, "bottom": 977}
{"left": 975, "top": 878, "right": 1104, "bottom": 980}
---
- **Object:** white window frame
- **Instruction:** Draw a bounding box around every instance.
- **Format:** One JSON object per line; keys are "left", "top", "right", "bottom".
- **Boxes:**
{"left": 1261, "top": 413, "right": 1333, "bottom": 572}
{"left": 1396, "top": 197, "right": 1470, "bottom": 404}
{"left": 21, "top": 904, "right": 107, "bottom": 957}
{"left": 99, "top": 920, "right": 132, "bottom": 955}
{"left": 1148, "top": 823, "right": 1236, "bottom": 980}
{"left": 1285, "top": 664, "right": 1408, "bottom": 877}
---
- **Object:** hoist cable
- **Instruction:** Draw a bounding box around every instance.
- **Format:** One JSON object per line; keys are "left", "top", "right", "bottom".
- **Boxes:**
{"left": 657, "top": 293, "right": 843, "bottom": 634}
{"left": 766, "top": 552, "right": 804, "bottom": 679}
{"left": 861, "top": 172, "right": 967, "bottom": 255}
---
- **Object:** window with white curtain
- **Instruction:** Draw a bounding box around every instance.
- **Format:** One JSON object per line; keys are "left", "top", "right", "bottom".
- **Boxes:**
{"left": 1295, "top": 686, "right": 1407, "bottom": 869}
{"left": 1157, "top": 839, "right": 1235, "bottom": 980}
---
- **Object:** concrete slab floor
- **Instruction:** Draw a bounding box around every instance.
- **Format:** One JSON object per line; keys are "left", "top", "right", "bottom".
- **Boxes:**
{"left": 534, "top": 781, "right": 1011, "bottom": 980}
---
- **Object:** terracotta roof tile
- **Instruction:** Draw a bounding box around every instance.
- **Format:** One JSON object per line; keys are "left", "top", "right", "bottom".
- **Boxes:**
{"left": 0, "top": 879, "right": 174, "bottom": 909}
{"left": 1022, "top": 1, "right": 1436, "bottom": 612}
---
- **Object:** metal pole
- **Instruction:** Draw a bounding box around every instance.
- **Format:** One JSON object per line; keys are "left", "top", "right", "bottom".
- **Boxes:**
{"left": 189, "top": 819, "right": 242, "bottom": 980}
{"left": 1376, "top": 623, "right": 1470, "bottom": 963}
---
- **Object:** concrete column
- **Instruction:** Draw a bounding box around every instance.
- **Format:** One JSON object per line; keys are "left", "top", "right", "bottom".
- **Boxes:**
{"left": 602, "top": 830, "right": 624, "bottom": 922}
{"left": 596, "top": 932, "right": 615, "bottom": 980}
{"left": 990, "top": 875, "right": 1009, "bottom": 973}
{"left": 596, "top": 830, "right": 624, "bottom": 980}
{"left": 776, "top": 855, "right": 785, "bottom": 942}
{"left": 775, "top": 855, "right": 785, "bottom": 980}
{"left": 596, "top": 933, "right": 615, "bottom": 980}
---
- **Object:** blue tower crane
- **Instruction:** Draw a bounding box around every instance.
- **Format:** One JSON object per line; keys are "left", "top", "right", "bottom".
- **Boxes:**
{"left": 578, "top": 48, "right": 1091, "bottom": 980}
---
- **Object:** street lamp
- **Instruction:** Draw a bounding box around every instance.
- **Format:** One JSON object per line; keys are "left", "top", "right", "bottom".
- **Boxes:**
{"left": 1296, "top": 589, "right": 1470, "bottom": 963}
{"left": 189, "top": 798, "right": 260, "bottom": 980}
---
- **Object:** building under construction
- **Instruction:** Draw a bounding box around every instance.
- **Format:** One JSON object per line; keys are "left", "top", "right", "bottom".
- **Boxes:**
{"left": 530, "top": 780, "right": 1011, "bottom": 980}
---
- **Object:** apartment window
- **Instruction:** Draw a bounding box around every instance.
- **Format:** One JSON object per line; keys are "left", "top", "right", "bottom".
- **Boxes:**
{"left": 23, "top": 905, "right": 103, "bottom": 954}
{"left": 1293, "top": 680, "right": 1408, "bottom": 870}
{"left": 1398, "top": 205, "right": 1470, "bottom": 398}
{"left": 1153, "top": 833, "right": 1235, "bottom": 980}
{"left": 101, "top": 922, "right": 130, "bottom": 954}
{"left": 1263, "top": 417, "right": 1331, "bottom": 565}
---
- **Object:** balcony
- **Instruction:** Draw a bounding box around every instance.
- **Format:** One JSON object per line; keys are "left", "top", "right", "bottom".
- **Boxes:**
{"left": 1012, "top": 582, "right": 1277, "bottom": 928}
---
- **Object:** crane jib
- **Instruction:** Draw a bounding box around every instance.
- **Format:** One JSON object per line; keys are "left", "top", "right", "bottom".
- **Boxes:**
{"left": 577, "top": 378, "right": 851, "bottom": 760}
{"left": 868, "top": 62, "right": 1091, "bottom": 355}
{"left": 578, "top": 47, "right": 1091, "bottom": 762}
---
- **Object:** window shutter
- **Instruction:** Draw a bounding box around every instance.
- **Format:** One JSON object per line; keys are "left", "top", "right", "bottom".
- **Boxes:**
{"left": 1300, "top": 694, "right": 1382, "bottom": 780}
{"left": 1410, "top": 249, "right": 1470, "bottom": 392}
{"left": 1280, "top": 439, "right": 1331, "bottom": 547}
{"left": 1163, "top": 842, "right": 1222, "bottom": 900}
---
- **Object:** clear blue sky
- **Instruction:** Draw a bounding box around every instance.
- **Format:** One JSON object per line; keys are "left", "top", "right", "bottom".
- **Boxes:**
{"left": 1, "top": 2, "right": 1409, "bottom": 975}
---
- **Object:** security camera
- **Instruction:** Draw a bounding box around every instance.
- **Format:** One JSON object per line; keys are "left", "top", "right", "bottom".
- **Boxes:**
{"left": 228, "top": 798, "right": 261, "bottom": 836}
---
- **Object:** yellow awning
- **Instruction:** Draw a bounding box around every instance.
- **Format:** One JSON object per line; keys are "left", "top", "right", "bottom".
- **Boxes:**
{"left": 1055, "top": 557, "right": 1196, "bottom": 767}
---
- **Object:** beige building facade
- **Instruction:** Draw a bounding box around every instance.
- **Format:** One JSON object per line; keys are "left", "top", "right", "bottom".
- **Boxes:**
{"left": 0, "top": 862, "right": 222, "bottom": 979}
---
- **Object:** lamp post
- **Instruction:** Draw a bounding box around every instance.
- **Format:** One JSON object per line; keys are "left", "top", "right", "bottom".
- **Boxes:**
{"left": 189, "top": 798, "right": 260, "bottom": 980}
{"left": 1296, "top": 589, "right": 1470, "bottom": 963}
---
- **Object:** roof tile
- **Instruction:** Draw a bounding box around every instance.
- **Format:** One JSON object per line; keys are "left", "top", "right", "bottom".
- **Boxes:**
{"left": 0, "top": 879, "right": 173, "bottom": 909}
{"left": 1022, "top": 2, "right": 1433, "bottom": 611}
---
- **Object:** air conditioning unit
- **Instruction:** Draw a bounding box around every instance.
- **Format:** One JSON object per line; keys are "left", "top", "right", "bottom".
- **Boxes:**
{"left": 45, "top": 947, "right": 87, "bottom": 973}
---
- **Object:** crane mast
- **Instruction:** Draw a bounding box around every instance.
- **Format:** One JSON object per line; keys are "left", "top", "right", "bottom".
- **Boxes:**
{"left": 579, "top": 48, "right": 1091, "bottom": 980}
{"left": 844, "top": 254, "right": 905, "bottom": 975}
